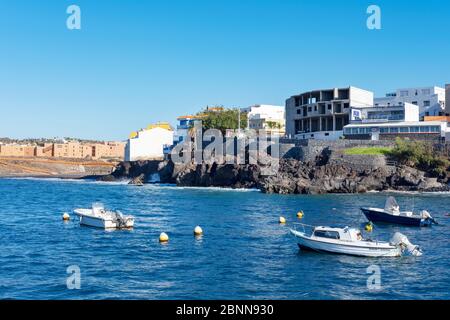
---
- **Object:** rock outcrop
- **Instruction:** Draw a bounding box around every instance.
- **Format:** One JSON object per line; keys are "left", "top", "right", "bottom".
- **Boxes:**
{"left": 98, "top": 156, "right": 450, "bottom": 194}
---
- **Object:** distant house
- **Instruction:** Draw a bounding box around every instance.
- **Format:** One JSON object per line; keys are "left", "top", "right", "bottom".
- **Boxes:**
{"left": 243, "top": 105, "right": 286, "bottom": 135}
{"left": 125, "top": 123, "right": 174, "bottom": 161}
{"left": 174, "top": 115, "right": 203, "bottom": 145}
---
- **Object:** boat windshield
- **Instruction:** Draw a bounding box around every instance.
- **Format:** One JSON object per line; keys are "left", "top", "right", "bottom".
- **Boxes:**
{"left": 92, "top": 202, "right": 105, "bottom": 214}
{"left": 384, "top": 197, "right": 400, "bottom": 215}
{"left": 314, "top": 230, "right": 340, "bottom": 240}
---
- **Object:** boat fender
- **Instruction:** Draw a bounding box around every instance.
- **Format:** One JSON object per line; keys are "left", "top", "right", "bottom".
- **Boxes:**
{"left": 62, "top": 213, "right": 70, "bottom": 221}
{"left": 279, "top": 216, "right": 286, "bottom": 224}
{"left": 297, "top": 211, "right": 304, "bottom": 219}
{"left": 365, "top": 222, "right": 373, "bottom": 232}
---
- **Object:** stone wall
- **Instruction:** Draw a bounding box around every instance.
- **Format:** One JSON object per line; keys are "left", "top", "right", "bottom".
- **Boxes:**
{"left": 328, "top": 153, "right": 388, "bottom": 170}
{"left": 279, "top": 139, "right": 395, "bottom": 162}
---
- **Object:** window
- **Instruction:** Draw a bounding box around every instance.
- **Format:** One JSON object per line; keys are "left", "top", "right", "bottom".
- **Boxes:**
{"left": 325, "top": 133, "right": 330, "bottom": 136}
{"left": 400, "top": 127, "right": 409, "bottom": 133}
{"left": 314, "top": 230, "right": 340, "bottom": 240}
{"left": 351, "top": 128, "right": 358, "bottom": 134}
{"left": 327, "top": 105, "right": 332, "bottom": 110}
{"left": 390, "top": 127, "right": 399, "bottom": 133}
{"left": 410, "top": 126, "right": 420, "bottom": 133}
{"left": 380, "top": 127, "right": 389, "bottom": 133}
{"left": 344, "top": 103, "right": 350, "bottom": 109}
{"left": 400, "top": 90, "right": 409, "bottom": 97}
{"left": 314, "top": 106, "right": 317, "bottom": 111}
{"left": 412, "top": 101, "right": 418, "bottom": 105}
{"left": 420, "top": 126, "right": 430, "bottom": 133}
{"left": 308, "top": 107, "right": 312, "bottom": 112}
{"left": 297, "top": 109, "right": 301, "bottom": 114}
{"left": 423, "top": 100, "right": 431, "bottom": 107}
{"left": 431, "top": 126, "right": 440, "bottom": 133}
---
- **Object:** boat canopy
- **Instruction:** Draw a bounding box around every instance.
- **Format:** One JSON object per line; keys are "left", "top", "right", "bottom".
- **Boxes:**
{"left": 384, "top": 197, "right": 400, "bottom": 215}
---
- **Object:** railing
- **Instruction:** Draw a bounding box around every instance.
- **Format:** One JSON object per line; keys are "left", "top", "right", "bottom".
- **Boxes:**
{"left": 291, "top": 223, "right": 315, "bottom": 236}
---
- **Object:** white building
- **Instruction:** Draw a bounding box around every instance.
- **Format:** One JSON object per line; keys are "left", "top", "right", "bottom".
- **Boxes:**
{"left": 125, "top": 125, "right": 174, "bottom": 161}
{"left": 374, "top": 86, "right": 446, "bottom": 118}
{"left": 243, "top": 104, "right": 285, "bottom": 135}
{"left": 174, "top": 115, "right": 202, "bottom": 145}
{"left": 446, "top": 84, "right": 450, "bottom": 115}
{"left": 285, "top": 86, "right": 373, "bottom": 140}
{"left": 344, "top": 121, "right": 448, "bottom": 142}
{"left": 350, "top": 102, "right": 419, "bottom": 124}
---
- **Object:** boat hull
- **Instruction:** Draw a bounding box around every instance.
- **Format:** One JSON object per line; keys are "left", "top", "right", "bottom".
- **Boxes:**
{"left": 291, "top": 230, "right": 401, "bottom": 257}
{"left": 74, "top": 209, "right": 134, "bottom": 229}
{"left": 361, "top": 208, "right": 431, "bottom": 227}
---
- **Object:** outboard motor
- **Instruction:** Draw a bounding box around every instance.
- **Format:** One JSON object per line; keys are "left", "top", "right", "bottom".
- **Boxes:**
{"left": 390, "top": 232, "right": 423, "bottom": 256}
{"left": 420, "top": 210, "right": 438, "bottom": 224}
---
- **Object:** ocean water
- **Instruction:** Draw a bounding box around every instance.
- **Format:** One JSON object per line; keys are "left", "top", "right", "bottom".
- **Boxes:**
{"left": 0, "top": 178, "right": 449, "bottom": 300}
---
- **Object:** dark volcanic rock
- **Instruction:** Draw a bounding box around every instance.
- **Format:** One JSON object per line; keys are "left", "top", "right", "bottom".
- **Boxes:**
{"left": 101, "top": 156, "right": 450, "bottom": 194}
{"left": 128, "top": 174, "right": 145, "bottom": 185}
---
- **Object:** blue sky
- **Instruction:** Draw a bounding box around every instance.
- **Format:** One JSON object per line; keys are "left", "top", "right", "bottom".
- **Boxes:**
{"left": 0, "top": 0, "right": 449, "bottom": 140}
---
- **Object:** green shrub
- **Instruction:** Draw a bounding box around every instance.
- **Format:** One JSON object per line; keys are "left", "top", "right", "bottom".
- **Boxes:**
{"left": 389, "top": 138, "right": 450, "bottom": 177}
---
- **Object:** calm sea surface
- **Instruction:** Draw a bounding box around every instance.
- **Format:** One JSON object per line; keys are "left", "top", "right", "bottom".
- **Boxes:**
{"left": 0, "top": 178, "right": 449, "bottom": 300}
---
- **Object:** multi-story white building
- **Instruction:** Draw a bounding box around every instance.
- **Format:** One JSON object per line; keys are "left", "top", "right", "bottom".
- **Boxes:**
{"left": 374, "top": 86, "right": 446, "bottom": 118}
{"left": 350, "top": 102, "right": 419, "bottom": 124}
{"left": 125, "top": 123, "right": 174, "bottom": 161}
{"left": 285, "top": 86, "right": 373, "bottom": 140}
{"left": 243, "top": 104, "right": 285, "bottom": 135}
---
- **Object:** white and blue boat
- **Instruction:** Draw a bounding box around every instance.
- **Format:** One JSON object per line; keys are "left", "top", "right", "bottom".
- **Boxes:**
{"left": 361, "top": 197, "right": 437, "bottom": 227}
{"left": 290, "top": 223, "right": 422, "bottom": 257}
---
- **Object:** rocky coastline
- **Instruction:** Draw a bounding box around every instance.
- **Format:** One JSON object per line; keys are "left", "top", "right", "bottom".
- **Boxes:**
{"left": 97, "top": 157, "right": 450, "bottom": 194}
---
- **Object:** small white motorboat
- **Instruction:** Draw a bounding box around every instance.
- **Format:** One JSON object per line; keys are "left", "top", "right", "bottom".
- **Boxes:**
{"left": 290, "top": 224, "right": 422, "bottom": 257}
{"left": 74, "top": 203, "right": 134, "bottom": 229}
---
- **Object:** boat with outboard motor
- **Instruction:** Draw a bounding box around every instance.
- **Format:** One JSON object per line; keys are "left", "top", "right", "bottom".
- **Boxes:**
{"left": 74, "top": 203, "right": 134, "bottom": 229}
{"left": 361, "top": 196, "right": 437, "bottom": 227}
{"left": 290, "top": 223, "right": 422, "bottom": 257}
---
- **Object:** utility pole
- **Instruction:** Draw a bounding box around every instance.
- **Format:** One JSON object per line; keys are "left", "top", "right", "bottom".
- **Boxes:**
{"left": 238, "top": 108, "right": 241, "bottom": 134}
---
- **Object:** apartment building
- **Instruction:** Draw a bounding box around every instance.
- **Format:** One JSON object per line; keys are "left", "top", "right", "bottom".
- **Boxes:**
{"left": 374, "top": 86, "right": 446, "bottom": 118}
{"left": 0, "top": 144, "right": 35, "bottom": 157}
{"left": 285, "top": 86, "right": 373, "bottom": 140}
{"left": 0, "top": 141, "right": 125, "bottom": 160}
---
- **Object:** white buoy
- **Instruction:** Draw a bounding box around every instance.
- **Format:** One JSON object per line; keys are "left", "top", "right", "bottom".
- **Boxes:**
{"left": 62, "top": 212, "right": 70, "bottom": 221}
{"left": 159, "top": 232, "right": 169, "bottom": 243}
{"left": 279, "top": 216, "right": 286, "bottom": 224}
{"left": 194, "top": 226, "right": 203, "bottom": 236}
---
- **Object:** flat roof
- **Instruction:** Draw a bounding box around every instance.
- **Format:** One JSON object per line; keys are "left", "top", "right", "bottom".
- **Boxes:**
{"left": 345, "top": 121, "right": 445, "bottom": 128}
